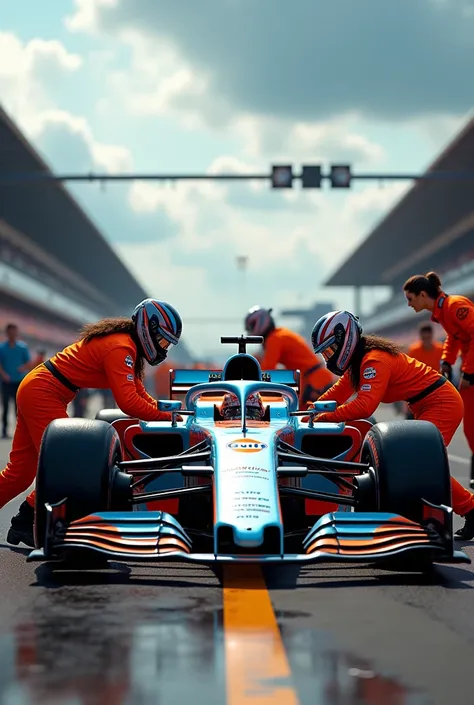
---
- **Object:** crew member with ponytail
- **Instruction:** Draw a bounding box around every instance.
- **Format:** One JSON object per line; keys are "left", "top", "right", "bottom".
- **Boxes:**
{"left": 403, "top": 271, "right": 474, "bottom": 487}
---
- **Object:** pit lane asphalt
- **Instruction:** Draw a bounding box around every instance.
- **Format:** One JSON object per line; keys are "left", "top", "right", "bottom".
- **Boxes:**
{"left": 1, "top": 405, "right": 474, "bottom": 705}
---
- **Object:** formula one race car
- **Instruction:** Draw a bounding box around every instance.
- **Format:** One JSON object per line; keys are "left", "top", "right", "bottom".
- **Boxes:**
{"left": 28, "top": 336, "right": 469, "bottom": 569}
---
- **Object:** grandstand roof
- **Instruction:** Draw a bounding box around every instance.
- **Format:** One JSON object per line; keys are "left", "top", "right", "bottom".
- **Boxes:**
{"left": 325, "top": 115, "right": 474, "bottom": 287}
{"left": 0, "top": 105, "right": 148, "bottom": 312}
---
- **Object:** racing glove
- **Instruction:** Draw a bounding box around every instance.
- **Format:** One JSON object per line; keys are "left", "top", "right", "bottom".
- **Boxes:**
{"left": 440, "top": 361, "right": 453, "bottom": 382}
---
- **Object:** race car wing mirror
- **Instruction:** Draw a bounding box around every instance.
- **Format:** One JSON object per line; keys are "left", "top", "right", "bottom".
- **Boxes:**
{"left": 172, "top": 410, "right": 194, "bottom": 427}
{"left": 312, "top": 400, "right": 337, "bottom": 412}
{"left": 291, "top": 400, "right": 337, "bottom": 428}
{"left": 157, "top": 400, "right": 182, "bottom": 412}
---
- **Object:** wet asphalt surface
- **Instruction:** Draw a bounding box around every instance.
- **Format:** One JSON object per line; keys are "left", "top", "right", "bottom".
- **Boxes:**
{"left": 1, "top": 405, "right": 474, "bottom": 704}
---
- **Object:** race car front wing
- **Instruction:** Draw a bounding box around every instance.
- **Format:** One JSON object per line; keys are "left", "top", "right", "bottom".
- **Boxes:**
{"left": 27, "top": 498, "right": 470, "bottom": 566}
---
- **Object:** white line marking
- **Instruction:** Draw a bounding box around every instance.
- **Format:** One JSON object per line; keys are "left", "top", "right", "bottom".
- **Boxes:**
{"left": 448, "top": 454, "right": 470, "bottom": 465}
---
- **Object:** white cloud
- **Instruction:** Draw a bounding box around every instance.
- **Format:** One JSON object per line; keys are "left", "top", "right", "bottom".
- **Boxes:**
{"left": 0, "top": 31, "right": 176, "bottom": 249}
{"left": 32, "top": 109, "right": 133, "bottom": 173}
{"left": 7, "top": 2, "right": 461, "bottom": 358}
{"left": 65, "top": 0, "right": 118, "bottom": 34}
{"left": 119, "top": 170, "right": 407, "bottom": 356}
{"left": 0, "top": 32, "right": 82, "bottom": 133}
{"left": 66, "top": 0, "right": 474, "bottom": 123}
{"left": 233, "top": 115, "right": 386, "bottom": 166}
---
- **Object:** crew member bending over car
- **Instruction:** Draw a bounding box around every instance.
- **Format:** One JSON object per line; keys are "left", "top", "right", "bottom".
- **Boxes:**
{"left": 244, "top": 305, "right": 335, "bottom": 408}
{"left": 0, "top": 298, "right": 183, "bottom": 547}
{"left": 403, "top": 271, "right": 474, "bottom": 488}
{"left": 310, "top": 309, "right": 474, "bottom": 539}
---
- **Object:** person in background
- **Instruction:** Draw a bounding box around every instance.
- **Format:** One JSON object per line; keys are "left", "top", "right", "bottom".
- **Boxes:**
{"left": 244, "top": 305, "right": 336, "bottom": 409}
{"left": 400, "top": 324, "right": 445, "bottom": 419}
{"left": 27, "top": 349, "right": 47, "bottom": 372}
{"left": 407, "top": 323, "right": 444, "bottom": 370}
{"left": 403, "top": 271, "right": 474, "bottom": 488}
{"left": 310, "top": 309, "right": 474, "bottom": 539}
{"left": 0, "top": 323, "right": 31, "bottom": 439}
{"left": 71, "top": 387, "right": 91, "bottom": 417}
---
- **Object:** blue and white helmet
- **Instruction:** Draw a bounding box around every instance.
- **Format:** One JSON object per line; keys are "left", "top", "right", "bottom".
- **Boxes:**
{"left": 132, "top": 299, "right": 182, "bottom": 366}
{"left": 245, "top": 306, "right": 274, "bottom": 337}
{"left": 311, "top": 310, "right": 362, "bottom": 376}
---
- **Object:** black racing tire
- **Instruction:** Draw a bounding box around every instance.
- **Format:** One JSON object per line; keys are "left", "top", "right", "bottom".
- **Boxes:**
{"left": 95, "top": 409, "right": 132, "bottom": 423}
{"left": 359, "top": 420, "right": 451, "bottom": 524}
{"left": 35, "top": 418, "right": 132, "bottom": 548}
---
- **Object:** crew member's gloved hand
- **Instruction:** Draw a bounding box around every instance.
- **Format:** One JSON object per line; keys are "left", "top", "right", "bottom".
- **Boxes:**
{"left": 441, "top": 361, "right": 453, "bottom": 382}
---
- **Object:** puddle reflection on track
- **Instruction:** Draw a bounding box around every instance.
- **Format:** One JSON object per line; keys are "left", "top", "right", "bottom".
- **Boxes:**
{"left": 0, "top": 569, "right": 432, "bottom": 705}
{"left": 279, "top": 623, "right": 432, "bottom": 705}
{"left": 0, "top": 586, "right": 226, "bottom": 705}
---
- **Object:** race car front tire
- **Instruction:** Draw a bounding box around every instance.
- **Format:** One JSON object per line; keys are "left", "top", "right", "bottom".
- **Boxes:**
{"left": 359, "top": 419, "right": 451, "bottom": 524}
{"left": 35, "top": 418, "right": 132, "bottom": 548}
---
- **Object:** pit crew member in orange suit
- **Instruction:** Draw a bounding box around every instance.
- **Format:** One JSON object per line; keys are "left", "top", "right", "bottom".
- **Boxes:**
{"left": 402, "top": 323, "right": 444, "bottom": 419}
{"left": 404, "top": 271, "right": 474, "bottom": 488}
{"left": 244, "top": 306, "right": 335, "bottom": 408}
{"left": 407, "top": 323, "right": 444, "bottom": 369}
{"left": 0, "top": 299, "right": 183, "bottom": 548}
{"left": 310, "top": 309, "right": 474, "bottom": 539}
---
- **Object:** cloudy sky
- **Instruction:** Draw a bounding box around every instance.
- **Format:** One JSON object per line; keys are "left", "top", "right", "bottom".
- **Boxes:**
{"left": 1, "top": 0, "right": 473, "bottom": 357}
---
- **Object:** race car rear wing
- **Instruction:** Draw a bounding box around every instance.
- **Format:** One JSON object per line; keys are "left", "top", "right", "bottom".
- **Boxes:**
{"left": 169, "top": 368, "right": 300, "bottom": 399}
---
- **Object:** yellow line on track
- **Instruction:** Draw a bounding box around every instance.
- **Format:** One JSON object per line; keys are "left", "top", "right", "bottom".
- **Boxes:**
{"left": 223, "top": 564, "right": 300, "bottom": 705}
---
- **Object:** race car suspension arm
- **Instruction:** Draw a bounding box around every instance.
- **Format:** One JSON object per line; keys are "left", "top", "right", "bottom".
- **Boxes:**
{"left": 130, "top": 466, "right": 214, "bottom": 490}
{"left": 124, "top": 440, "right": 212, "bottom": 488}
{"left": 132, "top": 483, "right": 212, "bottom": 504}
{"left": 277, "top": 448, "right": 370, "bottom": 473}
{"left": 277, "top": 466, "right": 355, "bottom": 492}
{"left": 279, "top": 486, "right": 356, "bottom": 507}
{"left": 118, "top": 449, "right": 211, "bottom": 472}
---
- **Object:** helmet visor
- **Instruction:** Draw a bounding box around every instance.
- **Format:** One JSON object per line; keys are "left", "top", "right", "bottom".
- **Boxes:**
{"left": 155, "top": 335, "right": 173, "bottom": 351}
{"left": 321, "top": 342, "right": 339, "bottom": 362}
{"left": 313, "top": 334, "right": 337, "bottom": 356}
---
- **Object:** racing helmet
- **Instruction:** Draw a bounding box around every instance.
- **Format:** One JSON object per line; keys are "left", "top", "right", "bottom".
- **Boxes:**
{"left": 221, "top": 392, "right": 265, "bottom": 420}
{"left": 132, "top": 299, "right": 182, "bottom": 366}
{"left": 311, "top": 310, "right": 362, "bottom": 376}
{"left": 245, "top": 306, "right": 274, "bottom": 337}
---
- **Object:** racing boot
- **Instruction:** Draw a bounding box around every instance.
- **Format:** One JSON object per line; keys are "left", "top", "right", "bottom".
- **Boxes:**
{"left": 6, "top": 500, "right": 35, "bottom": 547}
{"left": 470, "top": 454, "right": 474, "bottom": 490}
{"left": 455, "top": 507, "right": 474, "bottom": 541}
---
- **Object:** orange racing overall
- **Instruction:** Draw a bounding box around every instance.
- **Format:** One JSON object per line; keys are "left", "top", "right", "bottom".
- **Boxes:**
{"left": 260, "top": 327, "right": 335, "bottom": 408}
{"left": 431, "top": 292, "right": 474, "bottom": 458}
{"left": 0, "top": 333, "right": 171, "bottom": 510}
{"left": 316, "top": 348, "right": 474, "bottom": 517}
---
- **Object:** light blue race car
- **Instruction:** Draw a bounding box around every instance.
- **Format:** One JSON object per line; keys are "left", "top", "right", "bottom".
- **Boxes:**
{"left": 28, "top": 336, "right": 469, "bottom": 570}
